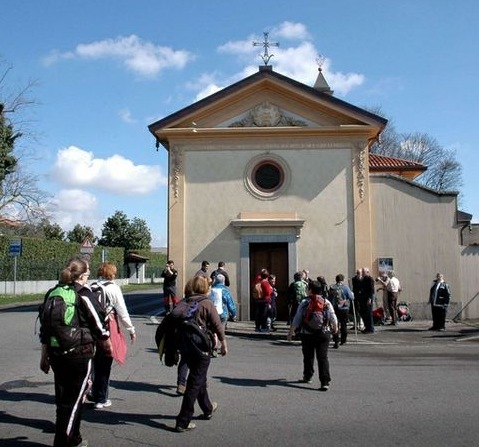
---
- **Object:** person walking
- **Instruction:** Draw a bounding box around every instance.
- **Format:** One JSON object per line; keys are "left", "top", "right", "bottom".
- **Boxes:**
{"left": 287, "top": 271, "right": 308, "bottom": 325}
{"left": 89, "top": 262, "right": 136, "bottom": 409}
{"left": 329, "top": 274, "right": 354, "bottom": 348}
{"left": 175, "top": 276, "right": 228, "bottom": 432}
{"left": 39, "top": 257, "right": 111, "bottom": 447}
{"left": 287, "top": 281, "right": 338, "bottom": 391}
{"left": 210, "top": 273, "right": 237, "bottom": 328}
{"left": 428, "top": 273, "right": 451, "bottom": 331}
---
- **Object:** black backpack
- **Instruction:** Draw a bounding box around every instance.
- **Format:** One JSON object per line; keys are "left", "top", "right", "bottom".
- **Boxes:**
{"left": 155, "top": 296, "right": 215, "bottom": 366}
{"left": 39, "top": 284, "right": 93, "bottom": 353}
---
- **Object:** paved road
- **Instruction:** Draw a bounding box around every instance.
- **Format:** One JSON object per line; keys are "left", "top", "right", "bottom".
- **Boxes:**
{"left": 1, "top": 289, "right": 479, "bottom": 446}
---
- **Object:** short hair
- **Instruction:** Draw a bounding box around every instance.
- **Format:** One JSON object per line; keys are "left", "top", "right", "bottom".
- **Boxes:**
{"left": 260, "top": 269, "right": 269, "bottom": 279}
{"left": 335, "top": 273, "right": 344, "bottom": 283}
{"left": 218, "top": 261, "right": 225, "bottom": 268}
{"left": 189, "top": 275, "right": 210, "bottom": 295}
{"left": 309, "top": 280, "right": 323, "bottom": 295}
{"left": 97, "top": 262, "right": 117, "bottom": 280}
{"left": 167, "top": 260, "right": 174, "bottom": 265}
{"left": 316, "top": 275, "right": 327, "bottom": 285}
{"left": 201, "top": 260, "right": 210, "bottom": 268}
{"left": 294, "top": 271, "right": 302, "bottom": 281}
{"left": 214, "top": 273, "right": 225, "bottom": 284}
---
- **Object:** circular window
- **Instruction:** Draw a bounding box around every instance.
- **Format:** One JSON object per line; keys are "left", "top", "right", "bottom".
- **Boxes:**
{"left": 253, "top": 161, "right": 283, "bottom": 191}
{"left": 245, "top": 154, "right": 290, "bottom": 200}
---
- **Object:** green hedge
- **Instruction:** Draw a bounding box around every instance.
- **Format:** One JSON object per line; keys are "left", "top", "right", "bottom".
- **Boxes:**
{"left": 0, "top": 235, "right": 164, "bottom": 281}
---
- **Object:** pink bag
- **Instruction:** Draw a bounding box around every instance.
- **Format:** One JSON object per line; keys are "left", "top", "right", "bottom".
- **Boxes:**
{"left": 109, "top": 313, "right": 127, "bottom": 365}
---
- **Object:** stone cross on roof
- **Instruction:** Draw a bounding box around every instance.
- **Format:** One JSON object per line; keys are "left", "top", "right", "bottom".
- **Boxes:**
{"left": 253, "top": 32, "right": 279, "bottom": 65}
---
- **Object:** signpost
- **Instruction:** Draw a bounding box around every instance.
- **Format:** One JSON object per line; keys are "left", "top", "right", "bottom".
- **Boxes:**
{"left": 80, "top": 236, "right": 95, "bottom": 262}
{"left": 9, "top": 239, "right": 22, "bottom": 295}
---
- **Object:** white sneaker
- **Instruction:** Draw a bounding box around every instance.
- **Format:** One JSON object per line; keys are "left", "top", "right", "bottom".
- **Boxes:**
{"left": 94, "top": 399, "right": 112, "bottom": 409}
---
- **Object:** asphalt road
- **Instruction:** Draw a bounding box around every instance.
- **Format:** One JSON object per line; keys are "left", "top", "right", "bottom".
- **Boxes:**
{"left": 1, "top": 289, "right": 479, "bottom": 446}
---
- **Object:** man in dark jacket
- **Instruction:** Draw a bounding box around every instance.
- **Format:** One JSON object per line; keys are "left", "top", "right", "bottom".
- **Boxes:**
{"left": 429, "top": 273, "right": 451, "bottom": 331}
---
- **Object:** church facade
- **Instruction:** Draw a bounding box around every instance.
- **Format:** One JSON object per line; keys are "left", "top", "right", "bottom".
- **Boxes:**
{"left": 149, "top": 65, "right": 479, "bottom": 321}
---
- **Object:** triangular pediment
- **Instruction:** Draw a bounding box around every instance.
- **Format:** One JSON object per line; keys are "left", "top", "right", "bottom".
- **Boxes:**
{"left": 149, "top": 68, "right": 387, "bottom": 145}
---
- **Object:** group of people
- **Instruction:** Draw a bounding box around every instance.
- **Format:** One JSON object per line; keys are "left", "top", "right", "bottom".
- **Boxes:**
{"left": 39, "top": 258, "right": 136, "bottom": 447}
{"left": 40, "top": 256, "right": 451, "bottom": 444}
{"left": 253, "top": 269, "right": 278, "bottom": 332}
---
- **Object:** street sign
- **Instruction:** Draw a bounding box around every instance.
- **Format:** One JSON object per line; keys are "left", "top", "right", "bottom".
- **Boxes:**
{"left": 9, "top": 239, "right": 22, "bottom": 257}
{"left": 80, "top": 236, "right": 95, "bottom": 254}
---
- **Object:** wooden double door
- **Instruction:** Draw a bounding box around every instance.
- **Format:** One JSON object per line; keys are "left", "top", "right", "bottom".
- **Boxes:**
{"left": 249, "top": 242, "right": 289, "bottom": 320}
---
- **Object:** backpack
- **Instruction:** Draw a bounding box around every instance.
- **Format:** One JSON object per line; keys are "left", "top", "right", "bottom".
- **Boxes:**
{"left": 252, "top": 282, "right": 263, "bottom": 300}
{"left": 209, "top": 287, "right": 223, "bottom": 316}
{"left": 155, "top": 296, "right": 215, "bottom": 366}
{"left": 292, "top": 281, "right": 306, "bottom": 304}
{"left": 39, "top": 284, "right": 92, "bottom": 353}
{"left": 90, "top": 281, "right": 114, "bottom": 326}
{"left": 302, "top": 295, "right": 332, "bottom": 333}
{"left": 328, "top": 284, "right": 343, "bottom": 308}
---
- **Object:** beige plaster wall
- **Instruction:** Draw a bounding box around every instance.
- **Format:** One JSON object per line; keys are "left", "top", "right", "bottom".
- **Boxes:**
{"left": 370, "top": 175, "right": 462, "bottom": 319}
{"left": 180, "top": 141, "right": 359, "bottom": 296}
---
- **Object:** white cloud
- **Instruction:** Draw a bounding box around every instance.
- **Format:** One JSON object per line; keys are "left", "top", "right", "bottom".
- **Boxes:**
{"left": 211, "top": 24, "right": 365, "bottom": 99}
{"left": 46, "top": 188, "right": 103, "bottom": 234}
{"left": 43, "top": 35, "right": 195, "bottom": 77}
{"left": 273, "top": 21, "right": 311, "bottom": 40}
{"left": 50, "top": 145, "right": 167, "bottom": 195}
{"left": 119, "top": 108, "right": 137, "bottom": 124}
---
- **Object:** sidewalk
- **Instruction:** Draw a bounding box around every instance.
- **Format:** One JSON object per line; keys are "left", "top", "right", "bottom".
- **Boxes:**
{"left": 224, "top": 319, "right": 479, "bottom": 342}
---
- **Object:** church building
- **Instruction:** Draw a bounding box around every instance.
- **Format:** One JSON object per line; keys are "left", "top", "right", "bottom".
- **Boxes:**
{"left": 149, "top": 61, "right": 479, "bottom": 321}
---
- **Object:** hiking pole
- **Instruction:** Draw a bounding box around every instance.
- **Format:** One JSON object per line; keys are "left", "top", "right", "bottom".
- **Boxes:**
{"left": 352, "top": 299, "right": 358, "bottom": 342}
{"left": 452, "top": 291, "right": 479, "bottom": 322}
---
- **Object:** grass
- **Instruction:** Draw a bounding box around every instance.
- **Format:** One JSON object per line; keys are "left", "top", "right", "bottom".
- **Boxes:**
{"left": 0, "top": 282, "right": 160, "bottom": 306}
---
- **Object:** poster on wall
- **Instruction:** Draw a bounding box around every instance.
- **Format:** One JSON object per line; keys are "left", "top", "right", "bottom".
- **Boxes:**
{"left": 378, "top": 257, "right": 393, "bottom": 274}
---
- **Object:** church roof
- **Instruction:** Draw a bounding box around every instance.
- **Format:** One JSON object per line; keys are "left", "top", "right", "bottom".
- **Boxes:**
{"left": 148, "top": 66, "right": 388, "bottom": 142}
{"left": 369, "top": 153, "right": 427, "bottom": 180}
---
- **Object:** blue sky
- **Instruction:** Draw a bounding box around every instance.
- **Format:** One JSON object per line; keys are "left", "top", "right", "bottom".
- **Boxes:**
{"left": 2, "top": 0, "right": 478, "bottom": 246}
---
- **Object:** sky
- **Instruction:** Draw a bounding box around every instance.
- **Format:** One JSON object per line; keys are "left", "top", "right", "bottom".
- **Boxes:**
{"left": 2, "top": 0, "right": 478, "bottom": 247}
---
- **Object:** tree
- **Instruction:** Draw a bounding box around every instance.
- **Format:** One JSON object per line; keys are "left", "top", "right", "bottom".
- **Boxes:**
{"left": 0, "top": 102, "right": 19, "bottom": 185}
{"left": 369, "top": 107, "right": 462, "bottom": 193}
{"left": 42, "top": 220, "right": 66, "bottom": 241}
{"left": 66, "top": 224, "right": 96, "bottom": 244}
{"left": 99, "top": 210, "right": 152, "bottom": 250}
{"left": 0, "top": 63, "right": 47, "bottom": 223}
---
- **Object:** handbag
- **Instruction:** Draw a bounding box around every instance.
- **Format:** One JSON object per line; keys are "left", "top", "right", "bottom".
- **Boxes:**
{"left": 109, "top": 312, "right": 127, "bottom": 365}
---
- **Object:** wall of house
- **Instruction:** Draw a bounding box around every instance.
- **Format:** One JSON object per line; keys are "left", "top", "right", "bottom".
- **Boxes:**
{"left": 459, "top": 246, "right": 479, "bottom": 320}
{"left": 370, "top": 175, "right": 463, "bottom": 319}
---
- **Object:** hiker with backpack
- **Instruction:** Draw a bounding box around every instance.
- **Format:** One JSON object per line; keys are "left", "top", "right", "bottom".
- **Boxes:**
{"left": 88, "top": 262, "right": 136, "bottom": 409}
{"left": 287, "top": 280, "right": 338, "bottom": 391}
{"left": 39, "top": 257, "right": 111, "bottom": 447}
{"left": 174, "top": 275, "right": 227, "bottom": 432}
{"left": 329, "top": 274, "right": 354, "bottom": 348}
{"left": 287, "top": 271, "right": 308, "bottom": 324}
